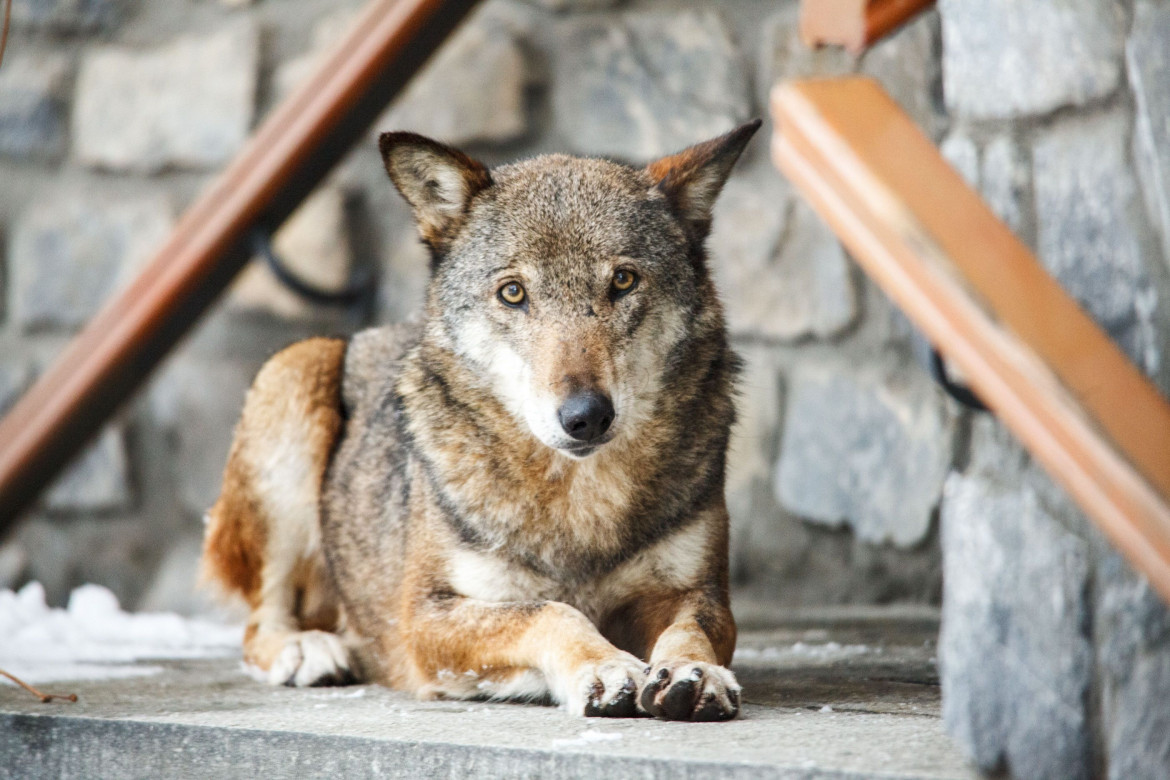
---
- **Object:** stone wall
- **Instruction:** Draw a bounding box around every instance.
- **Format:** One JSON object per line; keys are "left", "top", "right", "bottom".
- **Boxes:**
{"left": 3, "top": 0, "right": 1169, "bottom": 772}
{"left": 2, "top": 0, "right": 1169, "bottom": 729}
{"left": 935, "top": 1, "right": 1170, "bottom": 777}
{"left": 0, "top": 0, "right": 959, "bottom": 614}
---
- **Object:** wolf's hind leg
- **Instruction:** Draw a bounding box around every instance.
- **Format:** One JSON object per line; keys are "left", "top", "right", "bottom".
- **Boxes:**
{"left": 243, "top": 551, "right": 361, "bottom": 687}
{"left": 203, "top": 337, "right": 359, "bottom": 687}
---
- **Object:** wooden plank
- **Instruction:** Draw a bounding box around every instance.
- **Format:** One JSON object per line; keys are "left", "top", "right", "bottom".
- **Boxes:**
{"left": 0, "top": 0, "right": 480, "bottom": 525}
{"left": 771, "top": 77, "right": 1170, "bottom": 603}
{"left": 800, "top": 0, "right": 936, "bottom": 53}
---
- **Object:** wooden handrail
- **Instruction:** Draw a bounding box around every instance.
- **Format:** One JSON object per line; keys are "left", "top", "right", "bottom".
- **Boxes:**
{"left": 771, "top": 78, "right": 1170, "bottom": 604}
{"left": 800, "top": 0, "right": 936, "bottom": 53}
{"left": 0, "top": 0, "right": 480, "bottom": 525}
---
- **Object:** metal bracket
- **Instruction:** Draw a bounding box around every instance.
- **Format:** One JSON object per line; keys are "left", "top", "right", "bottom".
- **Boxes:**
{"left": 910, "top": 328, "right": 989, "bottom": 413}
{"left": 929, "top": 349, "right": 989, "bottom": 413}
{"left": 250, "top": 227, "right": 374, "bottom": 308}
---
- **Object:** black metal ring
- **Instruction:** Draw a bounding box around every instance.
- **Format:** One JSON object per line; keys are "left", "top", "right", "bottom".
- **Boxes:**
{"left": 250, "top": 227, "right": 374, "bottom": 307}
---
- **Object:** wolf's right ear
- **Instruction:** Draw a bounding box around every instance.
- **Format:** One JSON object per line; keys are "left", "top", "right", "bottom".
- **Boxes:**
{"left": 379, "top": 132, "right": 492, "bottom": 247}
{"left": 646, "top": 120, "right": 762, "bottom": 240}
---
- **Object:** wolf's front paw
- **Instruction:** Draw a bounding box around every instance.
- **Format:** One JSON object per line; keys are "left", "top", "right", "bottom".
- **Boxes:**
{"left": 639, "top": 661, "right": 740, "bottom": 721}
{"left": 564, "top": 653, "right": 648, "bottom": 717}
{"left": 268, "top": 630, "right": 357, "bottom": 687}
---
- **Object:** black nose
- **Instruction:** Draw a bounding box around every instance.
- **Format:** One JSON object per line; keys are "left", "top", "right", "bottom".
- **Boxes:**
{"left": 558, "top": 391, "right": 615, "bottom": 443}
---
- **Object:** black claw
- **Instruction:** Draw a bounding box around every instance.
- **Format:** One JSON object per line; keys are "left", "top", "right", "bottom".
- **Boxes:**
{"left": 660, "top": 673, "right": 701, "bottom": 720}
{"left": 307, "top": 666, "right": 358, "bottom": 688}
{"left": 639, "top": 670, "right": 669, "bottom": 716}
{"left": 602, "top": 679, "right": 639, "bottom": 718}
{"left": 583, "top": 681, "right": 606, "bottom": 717}
{"left": 693, "top": 692, "right": 729, "bottom": 722}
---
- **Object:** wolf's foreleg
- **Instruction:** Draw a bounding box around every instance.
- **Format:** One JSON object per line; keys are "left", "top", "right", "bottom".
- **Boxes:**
{"left": 404, "top": 595, "right": 647, "bottom": 717}
{"left": 636, "top": 592, "right": 741, "bottom": 721}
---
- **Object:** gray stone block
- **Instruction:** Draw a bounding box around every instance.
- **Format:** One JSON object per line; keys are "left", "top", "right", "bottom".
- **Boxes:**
{"left": 9, "top": 192, "right": 173, "bottom": 332}
{"left": 150, "top": 358, "right": 257, "bottom": 516}
{"left": 860, "top": 11, "right": 941, "bottom": 138}
{"left": 381, "top": 9, "right": 530, "bottom": 146}
{"left": 939, "top": 133, "right": 978, "bottom": 186}
{"left": 281, "top": 6, "right": 531, "bottom": 148}
{"left": 9, "top": 516, "right": 159, "bottom": 608}
{"left": 0, "top": 361, "right": 35, "bottom": 415}
{"left": 73, "top": 20, "right": 259, "bottom": 172}
{"left": 1096, "top": 552, "right": 1170, "bottom": 780}
{"left": 711, "top": 178, "right": 856, "bottom": 341}
{"left": 0, "top": 615, "right": 975, "bottom": 780}
{"left": 553, "top": 11, "right": 751, "bottom": 160}
{"left": 377, "top": 226, "right": 430, "bottom": 324}
{"left": 774, "top": 358, "right": 953, "bottom": 548}
{"left": 43, "top": 426, "right": 132, "bottom": 513}
{"left": 725, "top": 344, "right": 784, "bottom": 578}
{"left": 940, "top": 471, "right": 1093, "bottom": 779}
{"left": 139, "top": 533, "right": 232, "bottom": 618}
{"left": 1033, "top": 112, "right": 1160, "bottom": 375}
{"left": 939, "top": 0, "right": 1125, "bottom": 120}
{"left": 0, "top": 52, "right": 71, "bottom": 161}
{"left": 980, "top": 135, "right": 1030, "bottom": 239}
{"left": 1129, "top": 0, "right": 1170, "bottom": 266}
{"left": 11, "top": 0, "right": 119, "bottom": 32}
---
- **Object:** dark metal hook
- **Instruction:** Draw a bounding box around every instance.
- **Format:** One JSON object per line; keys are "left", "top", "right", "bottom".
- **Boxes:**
{"left": 250, "top": 227, "right": 374, "bottom": 308}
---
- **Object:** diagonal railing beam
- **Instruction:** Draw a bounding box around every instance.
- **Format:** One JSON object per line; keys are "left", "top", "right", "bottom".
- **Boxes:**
{"left": 0, "top": 0, "right": 481, "bottom": 526}
{"left": 772, "top": 77, "right": 1170, "bottom": 604}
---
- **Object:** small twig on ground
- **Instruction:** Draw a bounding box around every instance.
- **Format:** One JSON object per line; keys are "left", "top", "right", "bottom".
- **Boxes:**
{"left": 0, "top": 0, "right": 11, "bottom": 69}
{"left": 0, "top": 668, "right": 78, "bottom": 703}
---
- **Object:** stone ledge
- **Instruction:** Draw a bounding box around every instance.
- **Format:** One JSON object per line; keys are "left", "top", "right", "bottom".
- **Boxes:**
{"left": 0, "top": 616, "right": 975, "bottom": 780}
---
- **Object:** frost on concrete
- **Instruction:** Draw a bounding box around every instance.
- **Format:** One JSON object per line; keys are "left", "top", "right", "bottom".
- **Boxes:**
{"left": 0, "top": 582, "right": 241, "bottom": 685}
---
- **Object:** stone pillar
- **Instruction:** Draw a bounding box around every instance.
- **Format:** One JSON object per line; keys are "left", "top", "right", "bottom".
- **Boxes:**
{"left": 937, "top": 1, "right": 1170, "bottom": 776}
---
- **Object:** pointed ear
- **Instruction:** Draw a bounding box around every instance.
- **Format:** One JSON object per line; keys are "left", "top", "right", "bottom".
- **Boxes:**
{"left": 645, "top": 120, "right": 762, "bottom": 236}
{"left": 379, "top": 132, "right": 492, "bottom": 247}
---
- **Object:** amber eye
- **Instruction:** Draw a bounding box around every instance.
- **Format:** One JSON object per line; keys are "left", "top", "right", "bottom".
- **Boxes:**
{"left": 611, "top": 269, "right": 638, "bottom": 295}
{"left": 498, "top": 282, "right": 526, "bottom": 307}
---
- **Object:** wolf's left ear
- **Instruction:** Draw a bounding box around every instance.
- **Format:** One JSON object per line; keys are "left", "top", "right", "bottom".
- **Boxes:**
{"left": 645, "top": 119, "right": 762, "bottom": 237}
{"left": 379, "top": 132, "right": 492, "bottom": 247}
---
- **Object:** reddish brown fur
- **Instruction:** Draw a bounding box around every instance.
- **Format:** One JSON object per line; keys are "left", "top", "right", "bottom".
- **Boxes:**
{"left": 202, "top": 337, "right": 348, "bottom": 655}
{"left": 203, "top": 124, "right": 759, "bottom": 717}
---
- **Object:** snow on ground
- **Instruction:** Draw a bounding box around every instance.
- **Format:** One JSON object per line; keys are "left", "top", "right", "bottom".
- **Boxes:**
{"left": 733, "top": 641, "right": 875, "bottom": 662}
{"left": 551, "top": 729, "right": 624, "bottom": 748}
{"left": 0, "top": 582, "right": 242, "bottom": 685}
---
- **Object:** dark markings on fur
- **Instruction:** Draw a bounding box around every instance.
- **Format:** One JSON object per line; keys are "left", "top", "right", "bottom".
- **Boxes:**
{"left": 300, "top": 126, "right": 759, "bottom": 692}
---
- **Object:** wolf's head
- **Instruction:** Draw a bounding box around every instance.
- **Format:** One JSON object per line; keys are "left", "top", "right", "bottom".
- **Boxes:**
{"left": 380, "top": 122, "right": 759, "bottom": 459}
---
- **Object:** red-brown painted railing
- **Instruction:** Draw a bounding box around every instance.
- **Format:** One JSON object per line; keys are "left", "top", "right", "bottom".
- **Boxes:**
{"left": 771, "top": 77, "right": 1170, "bottom": 604}
{"left": 0, "top": 0, "right": 480, "bottom": 525}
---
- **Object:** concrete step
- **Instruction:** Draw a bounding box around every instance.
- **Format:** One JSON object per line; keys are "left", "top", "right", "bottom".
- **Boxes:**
{"left": 1, "top": 607, "right": 976, "bottom": 779}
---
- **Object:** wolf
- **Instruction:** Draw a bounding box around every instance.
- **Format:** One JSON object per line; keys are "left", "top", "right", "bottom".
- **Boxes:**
{"left": 201, "top": 119, "right": 760, "bottom": 721}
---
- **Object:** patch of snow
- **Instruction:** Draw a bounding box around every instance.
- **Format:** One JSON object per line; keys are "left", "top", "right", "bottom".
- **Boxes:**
{"left": 819, "top": 705, "right": 834, "bottom": 713}
{"left": 733, "top": 641, "right": 874, "bottom": 662}
{"left": 551, "top": 729, "right": 624, "bottom": 748}
{"left": 0, "top": 582, "right": 242, "bottom": 685}
{"left": 310, "top": 687, "right": 368, "bottom": 700}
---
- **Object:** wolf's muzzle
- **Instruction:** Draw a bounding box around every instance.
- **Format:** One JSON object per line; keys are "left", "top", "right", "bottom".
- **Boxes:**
{"left": 558, "top": 391, "right": 615, "bottom": 443}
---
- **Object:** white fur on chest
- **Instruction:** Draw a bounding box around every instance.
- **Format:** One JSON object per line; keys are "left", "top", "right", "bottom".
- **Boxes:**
{"left": 445, "top": 519, "right": 711, "bottom": 623}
